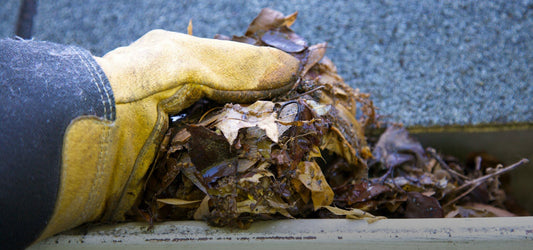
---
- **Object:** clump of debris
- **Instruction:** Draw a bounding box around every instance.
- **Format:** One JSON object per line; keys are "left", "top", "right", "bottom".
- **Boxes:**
{"left": 132, "top": 8, "right": 529, "bottom": 228}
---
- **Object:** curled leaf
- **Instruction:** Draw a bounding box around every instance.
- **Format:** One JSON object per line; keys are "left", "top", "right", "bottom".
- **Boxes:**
{"left": 245, "top": 8, "right": 297, "bottom": 36}
{"left": 300, "top": 43, "right": 328, "bottom": 76}
{"left": 372, "top": 125, "right": 427, "bottom": 170}
{"left": 193, "top": 196, "right": 211, "bottom": 220}
{"left": 323, "top": 206, "right": 385, "bottom": 223}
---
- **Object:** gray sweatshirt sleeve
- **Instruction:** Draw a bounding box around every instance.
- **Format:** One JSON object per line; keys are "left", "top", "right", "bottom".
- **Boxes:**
{"left": 0, "top": 38, "right": 115, "bottom": 249}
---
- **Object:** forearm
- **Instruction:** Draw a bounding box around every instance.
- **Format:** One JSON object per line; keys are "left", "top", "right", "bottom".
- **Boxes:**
{"left": 0, "top": 38, "right": 116, "bottom": 249}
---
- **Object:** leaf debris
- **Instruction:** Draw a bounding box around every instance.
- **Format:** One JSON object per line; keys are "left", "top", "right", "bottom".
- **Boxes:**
{"left": 132, "top": 8, "right": 529, "bottom": 228}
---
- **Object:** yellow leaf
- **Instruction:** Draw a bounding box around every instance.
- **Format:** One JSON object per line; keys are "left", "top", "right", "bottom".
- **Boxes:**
{"left": 193, "top": 196, "right": 211, "bottom": 220}
{"left": 323, "top": 206, "right": 386, "bottom": 223}
{"left": 282, "top": 11, "right": 298, "bottom": 27}
{"left": 296, "top": 161, "right": 334, "bottom": 210}
{"left": 157, "top": 198, "right": 201, "bottom": 206}
{"left": 236, "top": 199, "right": 292, "bottom": 218}
{"left": 187, "top": 19, "right": 193, "bottom": 35}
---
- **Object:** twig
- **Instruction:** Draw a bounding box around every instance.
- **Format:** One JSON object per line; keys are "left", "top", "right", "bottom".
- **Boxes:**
{"left": 294, "top": 85, "right": 325, "bottom": 99}
{"left": 443, "top": 182, "right": 482, "bottom": 207}
{"left": 460, "top": 158, "right": 528, "bottom": 190}
{"left": 376, "top": 163, "right": 394, "bottom": 184}
{"left": 443, "top": 158, "right": 529, "bottom": 207}
{"left": 427, "top": 147, "right": 469, "bottom": 180}
{"left": 475, "top": 156, "right": 482, "bottom": 172}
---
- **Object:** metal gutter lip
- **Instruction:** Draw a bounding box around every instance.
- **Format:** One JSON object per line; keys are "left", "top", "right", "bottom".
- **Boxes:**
{"left": 32, "top": 217, "right": 533, "bottom": 249}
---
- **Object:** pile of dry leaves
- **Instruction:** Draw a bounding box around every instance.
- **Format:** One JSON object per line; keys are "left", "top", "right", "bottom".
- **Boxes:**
{"left": 133, "top": 9, "right": 529, "bottom": 227}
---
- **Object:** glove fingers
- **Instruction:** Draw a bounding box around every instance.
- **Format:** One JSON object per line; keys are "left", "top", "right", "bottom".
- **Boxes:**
{"left": 104, "top": 30, "right": 300, "bottom": 105}
{"left": 178, "top": 33, "right": 300, "bottom": 93}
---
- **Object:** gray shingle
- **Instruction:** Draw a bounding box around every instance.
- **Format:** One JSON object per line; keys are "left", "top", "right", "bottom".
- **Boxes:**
{"left": 2, "top": 0, "right": 532, "bottom": 126}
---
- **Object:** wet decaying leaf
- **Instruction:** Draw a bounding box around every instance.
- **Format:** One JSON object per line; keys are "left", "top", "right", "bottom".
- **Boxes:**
{"left": 133, "top": 8, "right": 530, "bottom": 227}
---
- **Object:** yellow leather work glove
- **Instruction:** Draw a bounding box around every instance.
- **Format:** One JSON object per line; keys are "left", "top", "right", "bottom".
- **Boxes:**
{"left": 39, "top": 29, "right": 299, "bottom": 240}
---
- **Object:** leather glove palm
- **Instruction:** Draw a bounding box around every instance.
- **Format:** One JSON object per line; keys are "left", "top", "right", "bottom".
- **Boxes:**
{"left": 39, "top": 30, "right": 299, "bottom": 240}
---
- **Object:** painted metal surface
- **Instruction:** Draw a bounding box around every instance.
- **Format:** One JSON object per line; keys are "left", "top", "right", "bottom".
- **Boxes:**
{"left": 31, "top": 217, "right": 533, "bottom": 249}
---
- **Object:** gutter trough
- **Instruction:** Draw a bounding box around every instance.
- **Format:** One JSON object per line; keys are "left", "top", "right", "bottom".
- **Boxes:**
{"left": 32, "top": 125, "right": 533, "bottom": 249}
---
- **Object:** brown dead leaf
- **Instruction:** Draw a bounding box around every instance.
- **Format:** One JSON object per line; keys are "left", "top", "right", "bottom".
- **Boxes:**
{"left": 187, "top": 125, "right": 233, "bottom": 171}
{"left": 245, "top": 8, "right": 286, "bottom": 36}
{"left": 296, "top": 161, "right": 334, "bottom": 210}
{"left": 260, "top": 29, "right": 306, "bottom": 53}
{"left": 404, "top": 192, "right": 443, "bottom": 218}
{"left": 372, "top": 125, "right": 426, "bottom": 170}
{"left": 215, "top": 101, "right": 282, "bottom": 144}
{"left": 300, "top": 43, "right": 328, "bottom": 76}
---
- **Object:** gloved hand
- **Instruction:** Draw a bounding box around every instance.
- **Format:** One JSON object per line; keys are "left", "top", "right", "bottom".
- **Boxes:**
{"left": 39, "top": 30, "right": 299, "bottom": 240}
